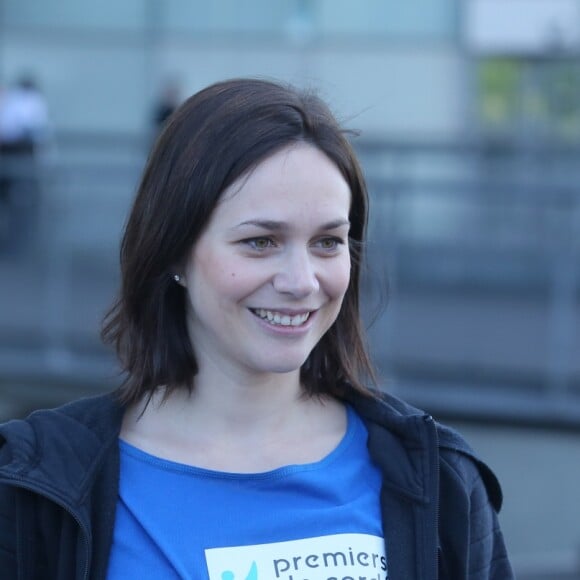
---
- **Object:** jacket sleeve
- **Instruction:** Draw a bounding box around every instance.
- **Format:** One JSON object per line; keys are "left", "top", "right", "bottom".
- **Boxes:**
{"left": 438, "top": 449, "right": 515, "bottom": 580}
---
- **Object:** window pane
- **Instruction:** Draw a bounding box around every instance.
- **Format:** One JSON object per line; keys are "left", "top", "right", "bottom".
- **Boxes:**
{"left": 163, "top": 0, "right": 290, "bottom": 34}
{"left": 3, "top": 0, "right": 144, "bottom": 31}
{"left": 318, "top": 0, "right": 456, "bottom": 39}
{"left": 477, "top": 58, "right": 580, "bottom": 139}
{"left": 477, "top": 59, "right": 521, "bottom": 131}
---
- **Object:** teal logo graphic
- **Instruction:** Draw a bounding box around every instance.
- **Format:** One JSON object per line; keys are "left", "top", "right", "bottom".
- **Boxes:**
{"left": 221, "top": 561, "right": 258, "bottom": 580}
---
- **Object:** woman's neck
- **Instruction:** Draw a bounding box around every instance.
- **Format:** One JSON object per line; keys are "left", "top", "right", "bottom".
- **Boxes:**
{"left": 120, "top": 370, "right": 346, "bottom": 472}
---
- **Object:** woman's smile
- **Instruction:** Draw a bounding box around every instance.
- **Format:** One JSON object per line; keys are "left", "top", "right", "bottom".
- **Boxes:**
{"left": 250, "top": 308, "right": 312, "bottom": 327}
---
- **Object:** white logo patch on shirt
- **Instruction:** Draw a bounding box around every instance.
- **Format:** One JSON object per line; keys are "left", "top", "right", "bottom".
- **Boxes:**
{"left": 205, "top": 533, "right": 387, "bottom": 580}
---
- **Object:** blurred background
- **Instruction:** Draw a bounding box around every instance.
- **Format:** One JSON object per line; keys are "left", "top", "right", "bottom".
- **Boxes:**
{"left": 0, "top": 1, "right": 579, "bottom": 577}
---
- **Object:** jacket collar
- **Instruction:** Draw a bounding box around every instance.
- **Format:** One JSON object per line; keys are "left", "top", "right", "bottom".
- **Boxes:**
{"left": 346, "top": 388, "right": 503, "bottom": 511}
{"left": 344, "top": 388, "right": 438, "bottom": 501}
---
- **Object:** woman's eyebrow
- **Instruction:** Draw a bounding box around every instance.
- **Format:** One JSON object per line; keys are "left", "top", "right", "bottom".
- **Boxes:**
{"left": 233, "top": 218, "right": 350, "bottom": 231}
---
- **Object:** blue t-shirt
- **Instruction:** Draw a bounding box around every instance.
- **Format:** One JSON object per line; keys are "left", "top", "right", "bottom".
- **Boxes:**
{"left": 107, "top": 405, "right": 386, "bottom": 580}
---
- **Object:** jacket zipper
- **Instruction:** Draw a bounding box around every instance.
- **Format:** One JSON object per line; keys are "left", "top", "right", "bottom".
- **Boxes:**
{"left": 0, "top": 474, "right": 91, "bottom": 580}
{"left": 423, "top": 414, "right": 440, "bottom": 580}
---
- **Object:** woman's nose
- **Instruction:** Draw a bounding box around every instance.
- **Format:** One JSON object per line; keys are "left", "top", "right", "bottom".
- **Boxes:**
{"left": 272, "top": 250, "right": 320, "bottom": 298}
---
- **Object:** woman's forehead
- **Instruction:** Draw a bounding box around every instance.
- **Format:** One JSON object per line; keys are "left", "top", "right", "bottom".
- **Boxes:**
{"left": 216, "top": 143, "right": 350, "bottom": 210}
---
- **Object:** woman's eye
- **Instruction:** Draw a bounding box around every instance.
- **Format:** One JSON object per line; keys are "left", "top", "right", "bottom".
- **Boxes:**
{"left": 318, "top": 237, "right": 343, "bottom": 251}
{"left": 244, "top": 237, "right": 275, "bottom": 250}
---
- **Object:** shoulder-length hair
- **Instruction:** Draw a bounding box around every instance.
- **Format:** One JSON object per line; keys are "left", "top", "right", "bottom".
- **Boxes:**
{"left": 102, "top": 77, "right": 377, "bottom": 405}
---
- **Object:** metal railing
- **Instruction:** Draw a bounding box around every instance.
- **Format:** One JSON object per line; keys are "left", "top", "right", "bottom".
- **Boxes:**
{"left": 0, "top": 134, "right": 579, "bottom": 427}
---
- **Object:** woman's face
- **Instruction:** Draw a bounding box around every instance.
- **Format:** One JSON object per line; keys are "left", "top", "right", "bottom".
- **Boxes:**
{"left": 181, "top": 143, "right": 352, "bottom": 381}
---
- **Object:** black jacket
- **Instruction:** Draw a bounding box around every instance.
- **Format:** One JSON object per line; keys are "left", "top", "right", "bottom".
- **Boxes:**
{"left": 0, "top": 391, "right": 514, "bottom": 579}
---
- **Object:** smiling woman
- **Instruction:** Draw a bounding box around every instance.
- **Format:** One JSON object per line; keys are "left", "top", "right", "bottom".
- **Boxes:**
{"left": 105, "top": 78, "right": 374, "bottom": 406}
{"left": 0, "top": 79, "right": 514, "bottom": 579}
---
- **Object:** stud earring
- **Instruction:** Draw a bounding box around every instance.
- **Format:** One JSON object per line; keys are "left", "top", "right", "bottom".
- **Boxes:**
{"left": 173, "top": 274, "right": 181, "bottom": 283}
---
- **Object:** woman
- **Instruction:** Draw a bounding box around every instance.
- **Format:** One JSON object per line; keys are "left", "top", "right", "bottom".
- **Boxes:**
{"left": 0, "top": 78, "right": 514, "bottom": 579}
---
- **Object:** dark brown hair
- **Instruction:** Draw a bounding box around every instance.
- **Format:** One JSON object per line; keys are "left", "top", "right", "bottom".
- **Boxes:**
{"left": 102, "top": 78, "right": 376, "bottom": 405}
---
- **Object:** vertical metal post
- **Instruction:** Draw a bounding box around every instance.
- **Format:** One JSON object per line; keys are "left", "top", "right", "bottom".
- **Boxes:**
{"left": 545, "top": 194, "right": 579, "bottom": 398}
{"left": 41, "top": 165, "right": 74, "bottom": 371}
{"left": 0, "top": 0, "right": 4, "bottom": 84}
{"left": 143, "top": 0, "right": 162, "bottom": 123}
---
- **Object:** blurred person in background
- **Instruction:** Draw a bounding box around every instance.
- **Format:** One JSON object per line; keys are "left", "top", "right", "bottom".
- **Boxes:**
{"left": 0, "top": 74, "right": 50, "bottom": 248}
{"left": 0, "top": 78, "right": 513, "bottom": 579}
{"left": 151, "top": 77, "right": 182, "bottom": 134}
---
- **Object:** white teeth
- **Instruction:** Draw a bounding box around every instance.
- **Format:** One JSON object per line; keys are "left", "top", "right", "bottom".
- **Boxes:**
{"left": 254, "top": 309, "right": 310, "bottom": 327}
